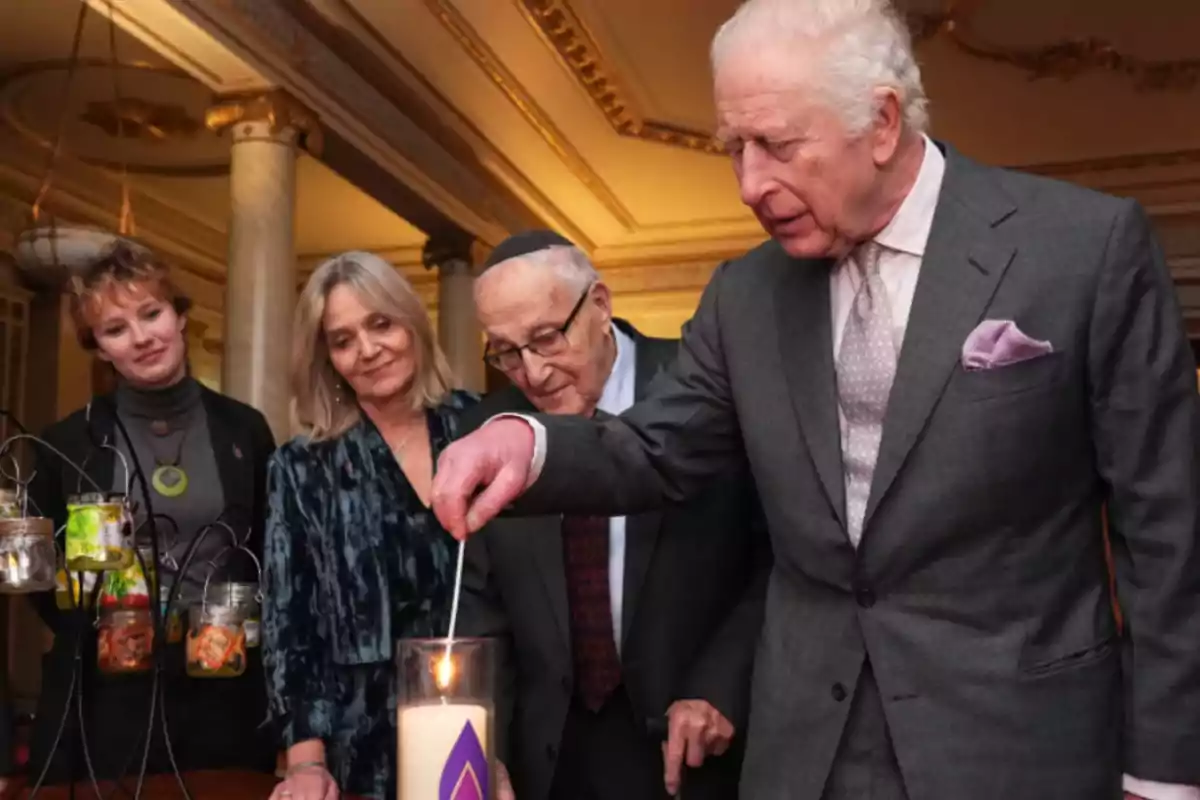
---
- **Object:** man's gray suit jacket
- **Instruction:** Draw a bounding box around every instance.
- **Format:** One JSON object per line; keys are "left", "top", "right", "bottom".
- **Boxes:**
{"left": 511, "top": 143, "right": 1200, "bottom": 800}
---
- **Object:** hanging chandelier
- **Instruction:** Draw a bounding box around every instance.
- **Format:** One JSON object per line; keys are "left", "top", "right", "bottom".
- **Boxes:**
{"left": 11, "top": 0, "right": 146, "bottom": 287}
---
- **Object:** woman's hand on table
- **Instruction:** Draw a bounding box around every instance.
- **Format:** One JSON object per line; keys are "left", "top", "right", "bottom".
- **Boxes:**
{"left": 269, "top": 763, "right": 338, "bottom": 800}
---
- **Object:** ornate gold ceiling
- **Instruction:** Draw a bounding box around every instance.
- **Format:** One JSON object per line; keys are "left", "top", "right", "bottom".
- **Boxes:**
{"left": 420, "top": 0, "right": 638, "bottom": 232}
{"left": 506, "top": 0, "right": 1200, "bottom": 160}
{"left": 333, "top": 0, "right": 1200, "bottom": 256}
{"left": 0, "top": 60, "right": 231, "bottom": 176}
{"left": 516, "top": 0, "right": 724, "bottom": 156}
{"left": 909, "top": 0, "right": 1200, "bottom": 93}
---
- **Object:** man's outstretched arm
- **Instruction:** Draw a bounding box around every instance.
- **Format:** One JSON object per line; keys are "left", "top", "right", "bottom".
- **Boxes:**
{"left": 433, "top": 260, "right": 745, "bottom": 538}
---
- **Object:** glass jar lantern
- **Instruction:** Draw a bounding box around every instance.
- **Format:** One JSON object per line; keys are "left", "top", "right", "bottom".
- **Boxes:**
{"left": 396, "top": 637, "right": 495, "bottom": 800}
{"left": 100, "top": 544, "right": 155, "bottom": 610}
{"left": 65, "top": 493, "right": 133, "bottom": 572}
{"left": 97, "top": 607, "right": 154, "bottom": 674}
{"left": 0, "top": 517, "right": 57, "bottom": 594}
{"left": 208, "top": 581, "right": 261, "bottom": 648}
{"left": 186, "top": 604, "right": 248, "bottom": 678}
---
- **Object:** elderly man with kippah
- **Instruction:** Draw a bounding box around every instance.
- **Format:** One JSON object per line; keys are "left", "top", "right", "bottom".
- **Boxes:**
{"left": 456, "top": 231, "right": 772, "bottom": 800}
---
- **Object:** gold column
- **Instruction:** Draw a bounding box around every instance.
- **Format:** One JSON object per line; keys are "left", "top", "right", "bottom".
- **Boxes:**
{"left": 207, "top": 91, "right": 320, "bottom": 439}
{"left": 423, "top": 238, "right": 485, "bottom": 393}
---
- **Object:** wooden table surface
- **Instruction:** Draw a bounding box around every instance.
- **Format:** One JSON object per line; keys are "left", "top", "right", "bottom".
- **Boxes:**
{"left": 9, "top": 770, "right": 365, "bottom": 799}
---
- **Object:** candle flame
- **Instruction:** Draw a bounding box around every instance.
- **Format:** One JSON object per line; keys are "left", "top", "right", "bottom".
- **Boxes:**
{"left": 435, "top": 653, "right": 456, "bottom": 690}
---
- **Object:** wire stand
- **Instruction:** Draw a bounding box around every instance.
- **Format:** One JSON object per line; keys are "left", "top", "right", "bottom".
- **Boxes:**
{"left": 0, "top": 399, "right": 224, "bottom": 800}
{"left": 0, "top": 428, "right": 108, "bottom": 800}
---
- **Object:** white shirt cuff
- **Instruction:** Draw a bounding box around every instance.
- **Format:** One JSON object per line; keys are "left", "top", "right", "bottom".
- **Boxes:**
{"left": 1124, "top": 775, "right": 1200, "bottom": 800}
{"left": 485, "top": 413, "right": 546, "bottom": 487}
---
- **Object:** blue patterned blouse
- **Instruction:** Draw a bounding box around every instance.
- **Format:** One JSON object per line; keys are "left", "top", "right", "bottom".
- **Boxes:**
{"left": 262, "top": 390, "right": 477, "bottom": 799}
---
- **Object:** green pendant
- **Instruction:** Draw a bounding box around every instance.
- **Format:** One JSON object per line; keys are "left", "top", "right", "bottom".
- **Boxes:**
{"left": 151, "top": 465, "right": 189, "bottom": 498}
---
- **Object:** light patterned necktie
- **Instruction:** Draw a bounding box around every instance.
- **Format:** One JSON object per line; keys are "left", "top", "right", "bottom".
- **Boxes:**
{"left": 836, "top": 242, "right": 897, "bottom": 546}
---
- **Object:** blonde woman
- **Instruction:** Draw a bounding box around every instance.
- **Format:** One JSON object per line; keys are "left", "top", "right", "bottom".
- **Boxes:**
{"left": 263, "top": 252, "right": 476, "bottom": 800}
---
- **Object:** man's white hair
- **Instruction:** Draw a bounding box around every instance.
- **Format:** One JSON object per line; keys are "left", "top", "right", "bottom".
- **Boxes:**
{"left": 492, "top": 245, "right": 599, "bottom": 293}
{"left": 711, "top": 0, "right": 929, "bottom": 136}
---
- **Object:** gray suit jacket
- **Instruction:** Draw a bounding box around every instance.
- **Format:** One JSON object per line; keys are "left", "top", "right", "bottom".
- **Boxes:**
{"left": 512, "top": 144, "right": 1200, "bottom": 800}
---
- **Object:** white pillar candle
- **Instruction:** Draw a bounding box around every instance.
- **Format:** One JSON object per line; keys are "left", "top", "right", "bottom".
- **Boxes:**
{"left": 398, "top": 702, "right": 490, "bottom": 800}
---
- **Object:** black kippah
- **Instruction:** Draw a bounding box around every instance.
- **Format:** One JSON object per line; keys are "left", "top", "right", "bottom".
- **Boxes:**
{"left": 482, "top": 229, "right": 575, "bottom": 270}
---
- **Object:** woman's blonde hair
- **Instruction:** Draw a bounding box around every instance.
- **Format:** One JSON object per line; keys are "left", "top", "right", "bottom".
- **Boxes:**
{"left": 291, "top": 250, "right": 454, "bottom": 441}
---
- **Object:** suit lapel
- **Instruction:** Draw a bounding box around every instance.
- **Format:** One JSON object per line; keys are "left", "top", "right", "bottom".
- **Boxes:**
{"left": 863, "top": 152, "right": 1017, "bottom": 531}
{"left": 776, "top": 259, "right": 847, "bottom": 529}
{"left": 618, "top": 328, "right": 665, "bottom": 647}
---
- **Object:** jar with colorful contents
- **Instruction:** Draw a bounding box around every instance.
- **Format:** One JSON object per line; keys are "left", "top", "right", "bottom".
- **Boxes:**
{"left": 97, "top": 607, "right": 154, "bottom": 674}
{"left": 208, "top": 581, "right": 261, "bottom": 649}
{"left": 100, "top": 545, "right": 155, "bottom": 610}
{"left": 65, "top": 493, "right": 133, "bottom": 572}
{"left": 186, "top": 604, "right": 247, "bottom": 678}
{"left": 0, "top": 517, "right": 57, "bottom": 594}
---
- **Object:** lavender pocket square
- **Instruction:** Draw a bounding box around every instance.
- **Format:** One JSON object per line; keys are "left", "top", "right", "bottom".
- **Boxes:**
{"left": 961, "top": 320, "right": 1053, "bottom": 371}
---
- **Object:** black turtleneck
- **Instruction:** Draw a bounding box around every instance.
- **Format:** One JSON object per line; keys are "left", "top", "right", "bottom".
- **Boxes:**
{"left": 114, "top": 376, "right": 229, "bottom": 602}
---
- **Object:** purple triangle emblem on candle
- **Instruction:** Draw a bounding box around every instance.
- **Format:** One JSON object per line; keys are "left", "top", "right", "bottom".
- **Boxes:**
{"left": 439, "top": 719, "right": 488, "bottom": 800}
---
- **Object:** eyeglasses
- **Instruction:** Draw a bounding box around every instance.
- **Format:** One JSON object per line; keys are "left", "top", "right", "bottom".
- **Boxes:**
{"left": 483, "top": 285, "right": 593, "bottom": 373}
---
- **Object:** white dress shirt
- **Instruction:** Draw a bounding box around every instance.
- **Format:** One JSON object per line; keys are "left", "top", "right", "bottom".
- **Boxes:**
{"left": 595, "top": 325, "right": 637, "bottom": 655}
{"left": 514, "top": 136, "right": 1193, "bottom": 800}
{"left": 830, "top": 137, "right": 942, "bottom": 356}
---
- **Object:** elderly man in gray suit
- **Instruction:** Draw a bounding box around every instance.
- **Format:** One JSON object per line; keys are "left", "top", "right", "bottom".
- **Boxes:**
{"left": 430, "top": 0, "right": 1200, "bottom": 798}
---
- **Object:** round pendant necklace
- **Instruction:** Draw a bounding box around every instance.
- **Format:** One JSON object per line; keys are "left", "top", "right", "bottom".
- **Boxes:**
{"left": 149, "top": 419, "right": 189, "bottom": 498}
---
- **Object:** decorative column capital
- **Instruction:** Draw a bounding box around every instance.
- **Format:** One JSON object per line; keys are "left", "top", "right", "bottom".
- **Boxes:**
{"left": 421, "top": 234, "right": 480, "bottom": 274}
{"left": 205, "top": 89, "right": 323, "bottom": 155}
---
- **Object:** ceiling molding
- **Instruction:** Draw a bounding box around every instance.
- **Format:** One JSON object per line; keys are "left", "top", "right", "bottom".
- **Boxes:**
{"left": 514, "top": 0, "right": 721, "bottom": 156}
{"left": 908, "top": 0, "right": 1200, "bottom": 93}
{"left": 632, "top": 214, "right": 757, "bottom": 234}
{"left": 82, "top": 0, "right": 272, "bottom": 94}
{"left": 299, "top": 0, "right": 593, "bottom": 250}
{"left": 1173, "top": 255, "right": 1200, "bottom": 286}
{"left": 422, "top": 0, "right": 637, "bottom": 231}
{"left": 1011, "top": 148, "right": 1200, "bottom": 178}
{"left": 591, "top": 232, "right": 765, "bottom": 269}
{"left": 296, "top": 243, "right": 427, "bottom": 275}
{"left": 0, "top": 60, "right": 232, "bottom": 178}
{"left": 599, "top": 259, "right": 720, "bottom": 296}
{"left": 1009, "top": 148, "right": 1200, "bottom": 215}
{"left": 1149, "top": 202, "right": 1200, "bottom": 217}
{"left": 517, "top": 0, "right": 1198, "bottom": 167}
{"left": 281, "top": 0, "right": 1200, "bottom": 255}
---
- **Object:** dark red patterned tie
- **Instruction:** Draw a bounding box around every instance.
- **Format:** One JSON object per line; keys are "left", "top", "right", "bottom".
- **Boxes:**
{"left": 562, "top": 514, "right": 621, "bottom": 711}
